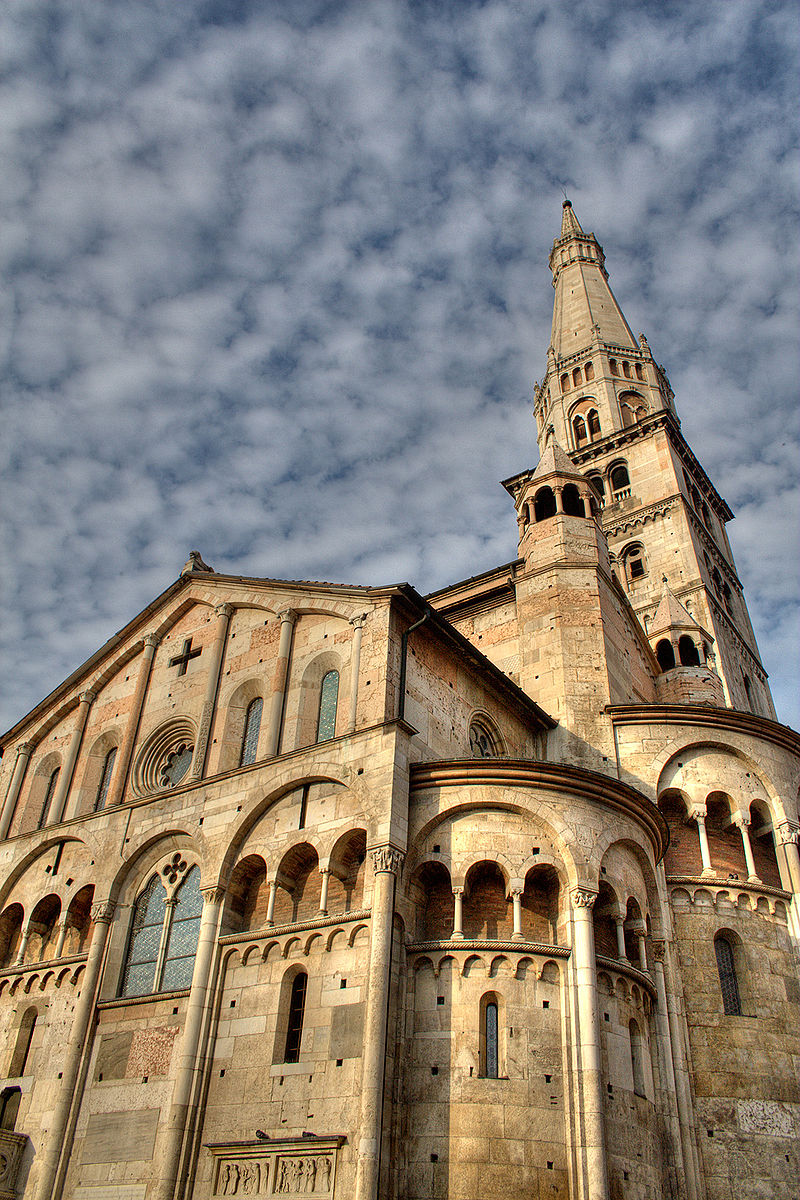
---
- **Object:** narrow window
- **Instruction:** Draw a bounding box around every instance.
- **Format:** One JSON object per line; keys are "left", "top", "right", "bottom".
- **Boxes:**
{"left": 610, "top": 358, "right": 619, "bottom": 376}
{"left": 239, "top": 698, "right": 263, "bottom": 767}
{"left": 635, "top": 363, "right": 644, "bottom": 381}
{"left": 160, "top": 867, "right": 203, "bottom": 991}
{"left": 316, "top": 671, "right": 339, "bottom": 742}
{"left": 610, "top": 465, "right": 630, "bottom": 497}
{"left": 9, "top": 1009, "right": 37, "bottom": 1078}
{"left": 94, "top": 748, "right": 117, "bottom": 812}
{"left": 588, "top": 474, "right": 605, "bottom": 502}
{"left": 534, "top": 487, "right": 557, "bottom": 522}
{"left": 714, "top": 936, "right": 742, "bottom": 1015}
{"left": 560, "top": 373, "right": 570, "bottom": 393}
{"left": 584, "top": 361, "right": 595, "bottom": 381}
{"left": 121, "top": 876, "right": 167, "bottom": 997}
{"left": 0, "top": 1088, "right": 21, "bottom": 1132}
{"left": 622, "top": 361, "right": 632, "bottom": 378}
{"left": 38, "top": 769, "right": 60, "bottom": 830}
{"left": 678, "top": 636, "right": 700, "bottom": 666}
{"left": 629, "top": 1019, "right": 645, "bottom": 1096}
{"left": 284, "top": 972, "right": 308, "bottom": 1063}
{"left": 587, "top": 409, "right": 601, "bottom": 438}
{"left": 742, "top": 675, "right": 752, "bottom": 706}
{"left": 572, "top": 366, "right": 582, "bottom": 387}
{"left": 573, "top": 416, "right": 587, "bottom": 446}
{"left": 628, "top": 549, "right": 645, "bottom": 581}
{"left": 621, "top": 404, "right": 635, "bottom": 428}
{"left": 484, "top": 1000, "right": 499, "bottom": 1078}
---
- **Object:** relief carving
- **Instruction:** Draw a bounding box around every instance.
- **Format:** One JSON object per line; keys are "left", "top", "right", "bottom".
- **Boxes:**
{"left": 275, "top": 1155, "right": 332, "bottom": 1194}
{"left": 211, "top": 1146, "right": 337, "bottom": 1198}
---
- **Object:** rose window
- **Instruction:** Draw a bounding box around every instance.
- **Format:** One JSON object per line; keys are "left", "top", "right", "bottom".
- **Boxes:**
{"left": 159, "top": 743, "right": 193, "bottom": 788}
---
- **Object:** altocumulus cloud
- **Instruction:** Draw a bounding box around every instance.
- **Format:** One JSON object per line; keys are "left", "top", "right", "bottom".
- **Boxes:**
{"left": 1, "top": 0, "right": 798, "bottom": 729}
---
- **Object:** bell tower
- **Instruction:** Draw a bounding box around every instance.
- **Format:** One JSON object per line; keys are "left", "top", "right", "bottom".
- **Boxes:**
{"left": 533, "top": 202, "right": 774, "bottom": 719}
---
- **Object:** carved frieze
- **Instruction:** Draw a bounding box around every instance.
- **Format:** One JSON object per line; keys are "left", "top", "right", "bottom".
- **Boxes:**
{"left": 207, "top": 1138, "right": 344, "bottom": 1199}
{"left": 0, "top": 1130, "right": 28, "bottom": 1200}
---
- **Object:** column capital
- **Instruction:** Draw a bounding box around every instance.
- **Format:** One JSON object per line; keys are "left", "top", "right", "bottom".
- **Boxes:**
{"left": 278, "top": 608, "right": 298, "bottom": 626}
{"left": 199, "top": 884, "right": 227, "bottom": 906}
{"left": 143, "top": 632, "right": 161, "bottom": 649}
{"left": 90, "top": 900, "right": 116, "bottom": 924}
{"left": 452, "top": 885, "right": 464, "bottom": 897}
{"left": 649, "top": 939, "right": 667, "bottom": 963}
{"left": 571, "top": 887, "right": 598, "bottom": 909}
{"left": 778, "top": 821, "right": 800, "bottom": 846}
{"left": 214, "top": 602, "right": 234, "bottom": 620}
{"left": 15, "top": 742, "right": 34, "bottom": 760}
{"left": 370, "top": 846, "right": 405, "bottom": 876}
{"left": 732, "top": 814, "right": 750, "bottom": 828}
{"left": 689, "top": 806, "right": 707, "bottom": 822}
{"left": 349, "top": 613, "right": 368, "bottom": 630}
{"left": 79, "top": 689, "right": 97, "bottom": 706}
{"left": 510, "top": 885, "right": 524, "bottom": 898}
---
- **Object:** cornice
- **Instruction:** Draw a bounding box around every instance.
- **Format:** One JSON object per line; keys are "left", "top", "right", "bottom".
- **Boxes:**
{"left": 606, "top": 704, "right": 800, "bottom": 757}
{"left": 218, "top": 908, "right": 371, "bottom": 946}
{"left": 406, "top": 938, "right": 570, "bottom": 958}
{"left": 665, "top": 875, "right": 791, "bottom": 901}
{"left": 603, "top": 496, "right": 677, "bottom": 538}
{"left": 595, "top": 953, "right": 657, "bottom": 999}
{"left": 410, "top": 758, "right": 668, "bottom": 860}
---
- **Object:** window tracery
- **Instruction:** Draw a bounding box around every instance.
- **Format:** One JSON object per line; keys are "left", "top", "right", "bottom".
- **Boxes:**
{"left": 120, "top": 863, "right": 202, "bottom": 997}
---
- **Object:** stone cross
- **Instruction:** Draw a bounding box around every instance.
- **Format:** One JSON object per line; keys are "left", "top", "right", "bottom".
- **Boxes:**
{"left": 168, "top": 638, "right": 202, "bottom": 676}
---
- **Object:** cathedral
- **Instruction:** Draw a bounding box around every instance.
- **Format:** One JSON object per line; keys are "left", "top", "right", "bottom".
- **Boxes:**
{"left": 0, "top": 203, "right": 797, "bottom": 1200}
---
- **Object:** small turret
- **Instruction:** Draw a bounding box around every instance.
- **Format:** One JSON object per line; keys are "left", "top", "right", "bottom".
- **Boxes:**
{"left": 648, "top": 580, "right": 725, "bottom": 707}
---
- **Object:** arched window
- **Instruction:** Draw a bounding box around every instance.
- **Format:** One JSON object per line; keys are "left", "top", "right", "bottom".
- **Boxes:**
{"left": 469, "top": 719, "right": 500, "bottom": 758}
{"left": 678, "top": 635, "right": 700, "bottom": 666}
{"left": 8, "top": 1008, "right": 37, "bottom": 1078}
{"left": 635, "top": 363, "right": 644, "bottom": 381}
{"left": 0, "top": 1087, "right": 21, "bottom": 1132}
{"left": 560, "top": 373, "right": 570, "bottom": 393}
{"left": 623, "top": 544, "right": 646, "bottom": 582}
{"left": 93, "top": 748, "right": 117, "bottom": 812}
{"left": 239, "top": 697, "right": 263, "bottom": 767}
{"left": 714, "top": 935, "right": 742, "bottom": 1015}
{"left": 533, "top": 487, "right": 556, "bottom": 522}
{"left": 712, "top": 569, "right": 722, "bottom": 594}
{"left": 572, "top": 366, "right": 582, "bottom": 386}
{"left": 587, "top": 473, "right": 605, "bottom": 503}
{"left": 610, "top": 464, "right": 630, "bottom": 499}
{"left": 284, "top": 971, "right": 308, "bottom": 1063}
{"left": 158, "top": 742, "right": 194, "bottom": 789}
{"left": 622, "top": 361, "right": 632, "bottom": 378}
{"left": 629, "top": 1019, "right": 645, "bottom": 1097}
{"left": 484, "top": 999, "right": 499, "bottom": 1078}
{"left": 561, "top": 484, "right": 585, "bottom": 517}
{"left": 573, "top": 415, "right": 587, "bottom": 446}
{"left": 656, "top": 640, "right": 676, "bottom": 671}
{"left": 584, "top": 361, "right": 595, "bottom": 381}
{"left": 742, "top": 675, "right": 752, "bottom": 706}
{"left": 316, "top": 671, "right": 339, "bottom": 742}
{"left": 722, "top": 583, "right": 732, "bottom": 614}
{"left": 587, "top": 409, "right": 601, "bottom": 439}
{"left": 38, "top": 768, "right": 60, "bottom": 830}
{"left": 609, "top": 358, "right": 619, "bottom": 376}
{"left": 120, "top": 865, "right": 202, "bottom": 997}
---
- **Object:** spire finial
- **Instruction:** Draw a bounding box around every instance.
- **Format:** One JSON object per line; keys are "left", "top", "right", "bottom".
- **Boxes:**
{"left": 559, "top": 198, "right": 584, "bottom": 238}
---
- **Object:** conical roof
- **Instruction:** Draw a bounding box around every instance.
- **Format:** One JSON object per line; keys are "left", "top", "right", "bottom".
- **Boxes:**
{"left": 649, "top": 580, "right": 701, "bottom": 637}
{"left": 559, "top": 199, "right": 584, "bottom": 237}
{"left": 531, "top": 436, "right": 583, "bottom": 483}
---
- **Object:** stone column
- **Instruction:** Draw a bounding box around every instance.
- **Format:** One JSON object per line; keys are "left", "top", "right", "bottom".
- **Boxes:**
{"left": 451, "top": 887, "right": 464, "bottom": 939}
{"left": 106, "top": 634, "right": 160, "bottom": 806}
{"left": 651, "top": 940, "right": 701, "bottom": 1200}
{"left": 14, "top": 922, "right": 32, "bottom": 966}
{"left": 510, "top": 885, "right": 524, "bottom": 941}
{"left": 554, "top": 485, "right": 564, "bottom": 513}
{"left": 155, "top": 885, "right": 225, "bottom": 1200}
{"left": 570, "top": 887, "right": 609, "bottom": 1200}
{"left": 0, "top": 743, "right": 33, "bottom": 840}
{"left": 614, "top": 916, "right": 627, "bottom": 960}
{"left": 265, "top": 880, "right": 277, "bottom": 927}
{"left": 778, "top": 822, "right": 800, "bottom": 894}
{"left": 52, "top": 691, "right": 96, "bottom": 823}
{"left": 347, "top": 615, "right": 367, "bottom": 733}
{"left": 191, "top": 604, "right": 234, "bottom": 779}
{"left": 636, "top": 934, "right": 647, "bottom": 971}
{"left": 54, "top": 919, "right": 69, "bottom": 960}
{"left": 318, "top": 868, "right": 330, "bottom": 916}
{"left": 36, "top": 901, "right": 115, "bottom": 1200}
{"left": 689, "top": 807, "right": 714, "bottom": 876}
{"left": 354, "top": 846, "right": 404, "bottom": 1200}
{"left": 733, "top": 817, "right": 759, "bottom": 882}
{"left": 650, "top": 941, "right": 698, "bottom": 1200}
{"left": 264, "top": 609, "right": 297, "bottom": 757}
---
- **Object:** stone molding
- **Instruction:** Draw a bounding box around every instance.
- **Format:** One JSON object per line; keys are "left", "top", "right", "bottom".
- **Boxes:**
{"left": 778, "top": 821, "right": 800, "bottom": 846}
{"left": 666, "top": 875, "right": 791, "bottom": 901}
{"left": 0, "top": 952, "right": 86, "bottom": 981}
{"left": 603, "top": 497, "right": 676, "bottom": 538}
{"left": 200, "top": 885, "right": 227, "bottom": 906}
{"left": 205, "top": 1136, "right": 346, "bottom": 1199}
{"left": 218, "top": 909, "right": 371, "bottom": 947}
{"left": 370, "top": 846, "right": 405, "bottom": 876}
{"left": 571, "top": 887, "right": 598, "bottom": 908}
{"left": 606, "top": 703, "right": 800, "bottom": 757}
{"left": 406, "top": 939, "right": 570, "bottom": 958}
{"left": 595, "top": 953, "right": 657, "bottom": 999}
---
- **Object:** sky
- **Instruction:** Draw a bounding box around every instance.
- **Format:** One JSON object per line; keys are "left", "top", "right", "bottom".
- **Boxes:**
{"left": 1, "top": 0, "right": 798, "bottom": 733}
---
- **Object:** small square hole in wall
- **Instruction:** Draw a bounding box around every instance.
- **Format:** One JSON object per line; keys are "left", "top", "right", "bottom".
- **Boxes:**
{"left": 431, "top": 1066, "right": 438, "bottom": 1076}
{"left": 279, "top": 1077, "right": 284, "bottom": 1086}
{"left": 433, "top": 845, "right": 441, "bottom": 853}
{"left": 219, "top": 1069, "right": 225, "bottom": 1078}
{"left": 58, "top": 1073, "right": 63, "bottom": 1080}
{"left": 545, "top": 1074, "right": 552, "bottom": 1083}
{"left": 430, "top": 1154, "right": 438, "bottom": 1164}
{"left": 236, "top": 805, "right": 242, "bottom": 812}
{"left": 531, "top": 847, "right": 540, "bottom": 855}
{"left": 623, "top": 1171, "right": 629, "bottom": 1181}
{"left": 230, "top": 1000, "right": 236, "bottom": 1008}
{"left": 547, "top": 1162, "right": 553, "bottom": 1170}
{"left": 173, "top": 1007, "right": 179, "bottom": 1015}
{"left": 98, "top": 1073, "right": 103, "bottom": 1082}
{"left": 340, "top": 979, "right": 347, "bottom": 989}
{"left": 707, "top": 1130, "right": 714, "bottom": 1138}
{"left": 198, "top": 817, "right": 204, "bottom": 826}
{"left": 142, "top": 1076, "right": 148, "bottom": 1084}
{"left": 437, "top": 996, "right": 445, "bottom": 1006}
{"left": 542, "top": 1000, "right": 549, "bottom": 1009}
{"left": 336, "top": 1059, "right": 343, "bottom": 1067}
{"left": 604, "top": 1012, "right": 610, "bottom": 1021}
{"left": 607, "top": 1084, "right": 613, "bottom": 1094}
{"left": 357, "top": 768, "right": 363, "bottom": 775}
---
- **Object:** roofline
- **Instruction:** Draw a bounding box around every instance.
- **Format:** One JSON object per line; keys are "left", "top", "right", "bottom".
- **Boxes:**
{"left": 425, "top": 559, "right": 522, "bottom": 603}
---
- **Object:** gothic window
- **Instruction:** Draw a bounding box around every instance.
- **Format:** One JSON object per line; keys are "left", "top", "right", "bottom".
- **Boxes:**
{"left": 712, "top": 568, "right": 722, "bottom": 595}
{"left": 239, "top": 697, "right": 263, "bottom": 767}
{"left": 656, "top": 640, "right": 676, "bottom": 671}
{"left": 678, "top": 636, "right": 700, "bottom": 666}
{"left": 742, "top": 675, "right": 752, "bottom": 706}
{"left": 316, "top": 671, "right": 339, "bottom": 742}
{"left": 573, "top": 415, "right": 587, "bottom": 446}
{"left": 469, "top": 719, "right": 500, "bottom": 758}
{"left": 714, "top": 934, "right": 742, "bottom": 1015}
{"left": 722, "top": 583, "right": 733, "bottom": 614}
{"left": 479, "top": 992, "right": 502, "bottom": 1078}
{"left": 93, "top": 748, "right": 117, "bottom": 812}
{"left": 38, "top": 769, "right": 60, "bottom": 830}
{"left": 587, "top": 409, "right": 601, "bottom": 439}
{"left": 587, "top": 473, "right": 605, "bottom": 503}
{"left": 610, "top": 464, "right": 630, "bottom": 499}
{"left": 159, "top": 742, "right": 193, "bottom": 788}
{"left": 120, "top": 865, "right": 202, "bottom": 997}
{"left": 584, "top": 361, "right": 595, "bottom": 381}
{"left": 284, "top": 971, "right": 308, "bottom": 1063}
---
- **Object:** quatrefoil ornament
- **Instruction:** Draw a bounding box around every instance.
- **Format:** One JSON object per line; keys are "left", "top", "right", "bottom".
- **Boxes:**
{"left": 163, "top": 852, "right": 188, "bottom": 885}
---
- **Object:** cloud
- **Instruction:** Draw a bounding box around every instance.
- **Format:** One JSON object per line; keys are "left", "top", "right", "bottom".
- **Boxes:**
{"left": 1, "top": 0, "right": 798, "bottom": 731}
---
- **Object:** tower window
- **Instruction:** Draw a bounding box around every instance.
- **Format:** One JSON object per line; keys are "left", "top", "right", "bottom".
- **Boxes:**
{"left": 38, "top": 769, "right": 60, "bottom": 830}
{"left": 622, "top": 361, "right": 632, "bottom": 378}
{"left": 484, "top": 1001, "right": 499, "bottom": 1078}
{"left": 623, "top": 544, "right": 646, "bottom": 582}
{"left": 714, "top": 935, "right": 742, "bottom": 1015}
{"left": 587, "top": 474, "right": 605, "bottom": 503}
{"left": 635, "top": 363, "right": 644, "bottom": 381}
{"left": 533, "top": 487, "right": 557, "bottom": 522}
{"left": 572, "top": 366, "right": 582, "bottom": 386}
{"left": 656, "top": 640, "right": 676, "bottom": 672}
{"left": 584, "top": 361, "right": 595, "bottom": 381}
{"left": 587, "top": 409, "right": 601, "bottom": 439}
{"left": 561, "top": 484, "right": 585, "bottom": 517}
{"left": 610, "top": 358, "right": 619, "bottom": 376}
{"left": 560, "top": 374, "right": 570, "bottom": 393}
{"left": 284, "top": 972, "right": 308, "bottom": 1063}
{"left": 610, "top": 465, "right": 630, "bottom": 499}
{"left": 573, "top": 416, "right": 587, "bottom": 446}
{"left": 316, "top": 671, "right": 339, "bottom": 742}
{"left": 629, "top": 1019, "right": 645, "bottom": 1097}
{"left": 94, "top": 748, "right": 117, "bottom": 812}
{"left": 678, "top": 636, "right": 700, "bottom": 666}
{"left": 239, "top": 697, "right": 263, "bottom": 767}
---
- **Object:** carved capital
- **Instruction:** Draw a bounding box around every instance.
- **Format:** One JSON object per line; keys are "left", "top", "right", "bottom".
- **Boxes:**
{"left": 15, "top": 743, "right": 34, "bottom": 761}
{"left": 143, "top": 632, "right": 161, "bottom": 650}
{"left": 571, "top": 887, "right": 598, "bottom": 909}
{"left": 778, "top": 821, "right": 800, "bottom": 847}
{"left": 200, "top": 885, "right": 227, "bottom": 906}
{"left": 510, "top": 886, "right": 524, "bottom": 898}
{"left": 650, "top": 940, "right": 667, "bottom": 964}
{"left": 452, "top": 886, "right": 464, "bottom": 898}
{"left": 732, "top": 815, "right": 750, "bottom": 829}
{"left": 79, "top": 690, "right": 97, "bottom": 706}
{"left": 278, "top": 608, "right": 298, "bottom": 626}
{"left": 215, "top": 602, "right": 234, "bottom": 620}
{"left": 370, "top": 846, "right": 405, "bottom": 876}
{"left": 349, "top": 613, "right": 368, "bottom": 630}
{"left": 90, "top": 900, "right": 116, "bottom": 924}
{"left": 689, "top": 806, "right": 707, "bottom": 823}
